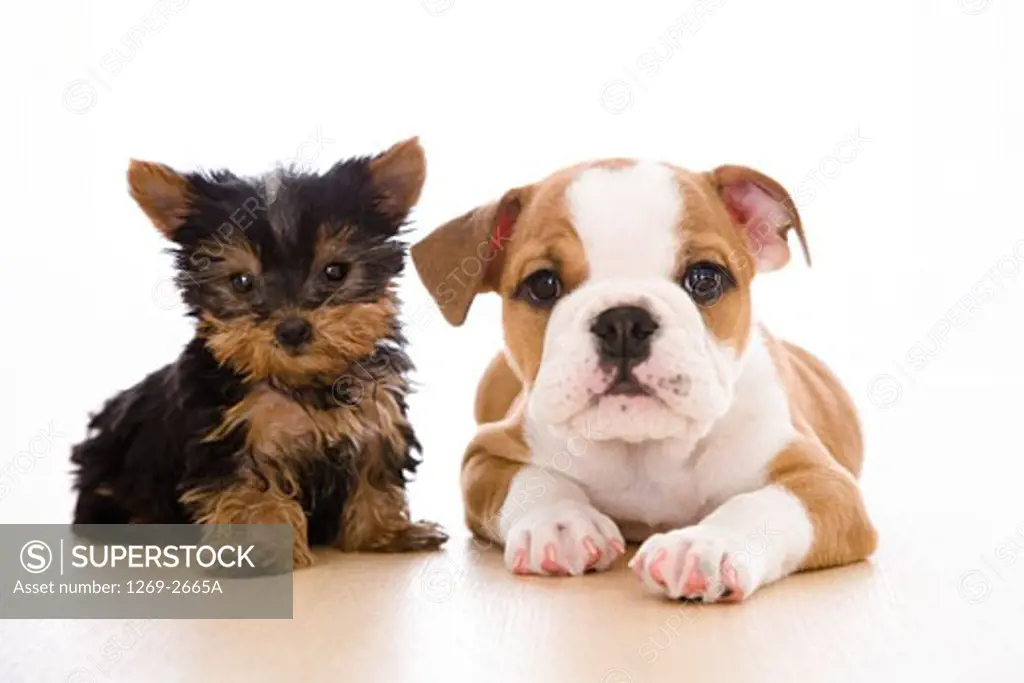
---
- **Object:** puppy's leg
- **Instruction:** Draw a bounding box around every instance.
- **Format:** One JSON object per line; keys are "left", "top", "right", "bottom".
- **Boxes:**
{"left": 464, "top": 425, "right": 625, "bottom": 576}
{"left": 338, "top": 438, "right": 447, "bottom": 553}
{"left": 338, "top": 481, "right": 447, "bottom": 552}
{"left": 631, "top": 440, "right": 877, "bottom": 602}
{"left": 181, "top": 480, "right": 315, "bottom": 570}
{"left": 499, "top": 466, "right": 626, "bottom": 576}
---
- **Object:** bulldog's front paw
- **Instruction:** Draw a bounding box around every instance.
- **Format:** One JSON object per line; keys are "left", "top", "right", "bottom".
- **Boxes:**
{"left": 629, "top": 526, "right": 761, "bottom": 602}
{"left": 503, "top": 500, "right": 625, "bottom": 576}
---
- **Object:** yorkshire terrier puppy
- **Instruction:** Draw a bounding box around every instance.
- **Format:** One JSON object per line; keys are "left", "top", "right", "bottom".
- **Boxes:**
{"left": 71, "top": 137, "right": 447, "bottom": 567}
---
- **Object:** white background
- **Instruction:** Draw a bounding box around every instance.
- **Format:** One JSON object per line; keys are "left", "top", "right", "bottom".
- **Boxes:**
{"left": 1, "top": 0, "right": 1022, "bottom": 582}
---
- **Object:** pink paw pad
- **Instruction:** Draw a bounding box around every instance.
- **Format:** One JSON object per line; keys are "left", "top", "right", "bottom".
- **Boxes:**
{"left": 720, "top": 560, "right": 745, "bottom": 602}
{"left": 512, "top": 549, "right": 529, "bottom": 575}
{"left": 648, "top": 549, "right": 668, "bottom": 586}
{"left": 582, "top": 537, "right": 602, "bottom": 568}
{"left": 684, "top": 567, "right": 707, "bottom": 595}
{"left": 540, "top": 543, "right": 568, "bottom": 575}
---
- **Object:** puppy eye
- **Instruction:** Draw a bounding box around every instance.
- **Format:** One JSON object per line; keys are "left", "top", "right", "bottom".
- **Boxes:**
{"left": 682, "top": 262, "right": 731, "bottom": 305}
{"left": 323, "top": 262, "right": 350, "bottom": 282}
{"left": 515, "top": 269, "right": 563, "bottom": 307}
{"left": 230, "top": 272, "right": 254, "bottom": 293}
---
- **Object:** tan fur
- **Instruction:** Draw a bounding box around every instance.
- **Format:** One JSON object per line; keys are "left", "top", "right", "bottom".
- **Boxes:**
{"left": 474, "top": 352, "right": 523, "bottom": 424}
{"left": 369, "top": 137, "right": 427, "bottom": 220}
{"left": 461, "top": 405, "right": 530, "bottom": 542}
{"left": 675, "top": 172, "right": 756, "bottom": 354}
{"left": 414, "top": 158, "right": 875, "bottom": 574}
{"left": 768, "top": 441, "right": 877, "bottom": 571}
{"left": 339, "top": 437, "right": 447, "bottom": 552}
{"left": 768, "top": 333, "right": 864, "bottom": 475}
{"left": 127, "top": 159, "right": 192, "bottom": 236}
{"left": 181, "top": 477, "right": 315, "bottom": 569}
{"left": 410, "top": 191, "right": 522, "bottom": 326}
{"left": 337, "top": 383, "right": 446, "bottom": 553}
{"left": 197, "top": 239, "right": 263, "bottom": 279}
{"left": 177, "top": 240, "right": 265, "bottom": 320}
{"left": 199, "top": 360, "right": 444, "bottom": 555}
{"left": 198, "top": 296, "right": 397, "bottom": 385}
{"left": 204, "top": 375, "right": 410, "bottom": 475}
{"left": 765, "top": 332, "right": 876, "bottom": 569}
{"left": 205, "top": 385, "right": 369, "bottom": 460}
{"left": 313, "top": 224, "right": 354, "bottom": 277}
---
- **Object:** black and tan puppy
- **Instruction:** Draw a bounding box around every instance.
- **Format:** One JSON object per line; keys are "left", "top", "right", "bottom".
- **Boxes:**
{"left": 71, "top": 137, "right": 446, "bottom": 567}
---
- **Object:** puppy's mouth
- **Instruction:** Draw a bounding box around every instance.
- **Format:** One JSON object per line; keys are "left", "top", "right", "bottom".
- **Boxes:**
{"left": 550, "top": 368, "right": 680, "bottom": 443}
{"left": 602, "top": 372, "right": 655, "bottom": 398}
{"left": 274, "top": 341, "right": 311, "bottom": 357}
{"left": 585, "top": 371, "right": 669, "bottom": 417}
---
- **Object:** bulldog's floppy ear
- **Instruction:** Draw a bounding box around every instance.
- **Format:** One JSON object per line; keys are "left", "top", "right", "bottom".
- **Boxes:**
{"left": 411, "top": 187, "right": 528, "bottom": 326}
{"left": 127, "top": 159, "right": 193, "bottom": 237}
{"left": 710, "top": 165, "right": 810, "bottom": 272}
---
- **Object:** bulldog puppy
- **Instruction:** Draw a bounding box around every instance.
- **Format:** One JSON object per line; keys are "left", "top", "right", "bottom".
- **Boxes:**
{"left": 412, "top": 159, "right": 877, "bottom": 602}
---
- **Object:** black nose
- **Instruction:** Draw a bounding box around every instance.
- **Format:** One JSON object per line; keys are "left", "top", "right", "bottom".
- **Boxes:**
{"left": 275, "top": 317, "right": 312, "bottom": 348}
{"left": 591, "top": 306, "right": 659, "bottom": 369}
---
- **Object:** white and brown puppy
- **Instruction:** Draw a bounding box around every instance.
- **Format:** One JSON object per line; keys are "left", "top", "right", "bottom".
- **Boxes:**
{"left": 412, "top": 159, "right": 877, "bottom": 602}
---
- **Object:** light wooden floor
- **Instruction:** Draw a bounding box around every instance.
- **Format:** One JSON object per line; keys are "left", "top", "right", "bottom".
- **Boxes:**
{"left": 1, "top": 516, "right": 1019, "bottom": 683}
{"left": 3, "top": 392, "right": 1023, "bottom": 682}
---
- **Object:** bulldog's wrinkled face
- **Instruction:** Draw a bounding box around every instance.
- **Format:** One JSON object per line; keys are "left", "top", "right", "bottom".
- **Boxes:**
{"left": 505, "top": 162, "right": 756, "bottom": 443}
{"left": 413, "top": 159, "right": 806, "bottom": 444}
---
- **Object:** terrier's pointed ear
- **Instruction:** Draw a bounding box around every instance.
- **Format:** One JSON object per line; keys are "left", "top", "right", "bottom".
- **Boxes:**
{"left": 411, "top": 187, "right": 528, "bottom": 326}
{"left": 127, "top": 160, "right": 192, "bottom": 237}
{"left": 710, "top": 165, "right": 809, "bottom": 272}
{"left": 369, "top": 136, "right": 427, "bottom": 220}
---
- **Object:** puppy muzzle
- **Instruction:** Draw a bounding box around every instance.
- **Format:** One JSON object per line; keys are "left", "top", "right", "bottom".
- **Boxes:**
{"left": 529, "top": 278, "right": 739, "bottom": 444}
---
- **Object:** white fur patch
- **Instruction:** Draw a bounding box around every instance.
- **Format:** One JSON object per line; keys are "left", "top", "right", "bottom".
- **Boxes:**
{"left": 525, "top": 331, "right": 794, "bottom": 537}
{"left": 566, "top": 162, "right": 682, "bottom": 280}
{"left": 691, "top": 331, "right": 798, "bottom": 508}
{"left": 498, "top": 466, "right": 625, "bottom": 575}
{"left": 630, "top": 485, "right": 813, "bottom": 602}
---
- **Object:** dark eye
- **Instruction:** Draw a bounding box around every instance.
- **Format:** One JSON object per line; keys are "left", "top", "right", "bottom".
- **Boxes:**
{"left": 230, "top": 272, "right": 254, "bottom": 293}
{"left": 682, "top": 262, "right": 731, "bottom": 305}
{"left": 323, "top": 262, "right": 350, "bottom": 282}
{"left": 515, "top": 269, "right": 563, "bottom": 307}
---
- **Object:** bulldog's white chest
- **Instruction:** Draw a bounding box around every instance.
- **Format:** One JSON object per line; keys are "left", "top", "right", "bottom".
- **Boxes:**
{"left": 567, "top": 438, "right": 707, "bottom": 536}
{"left": 520, "top": 332, "right": 797, "bottom": 542}
{"left": 524, "top": 333, "right": 794, "bottom": 540}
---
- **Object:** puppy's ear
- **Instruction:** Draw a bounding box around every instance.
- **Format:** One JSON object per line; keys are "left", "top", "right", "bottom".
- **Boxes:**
{"left": 411, "top": 187, "right": 528, "bottom": 326}
{"left": 369, "top": 137, "right": 427, "bottom": 221}
{"left": 127, "top": 160, "right": 193, "bottom": 237}
{"left": 710, "top": 165, "right": 809, "bottom": 272}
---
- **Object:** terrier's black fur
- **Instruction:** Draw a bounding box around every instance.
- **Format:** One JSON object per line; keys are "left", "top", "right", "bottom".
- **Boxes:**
{"left": 70, "top": 138, "right": 446, "bottom": 566}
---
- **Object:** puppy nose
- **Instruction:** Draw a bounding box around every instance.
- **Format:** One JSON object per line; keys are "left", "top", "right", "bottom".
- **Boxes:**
{"left": 275, "top": 317, "right": 312, "bottom": 348}
{"left": 591, "top": 306, "right": 659, "bottom": 368}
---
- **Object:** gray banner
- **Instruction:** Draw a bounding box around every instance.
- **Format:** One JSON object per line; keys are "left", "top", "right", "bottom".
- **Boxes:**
{"left": 0, "top": 524, "right": 293, "bottom": 618}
